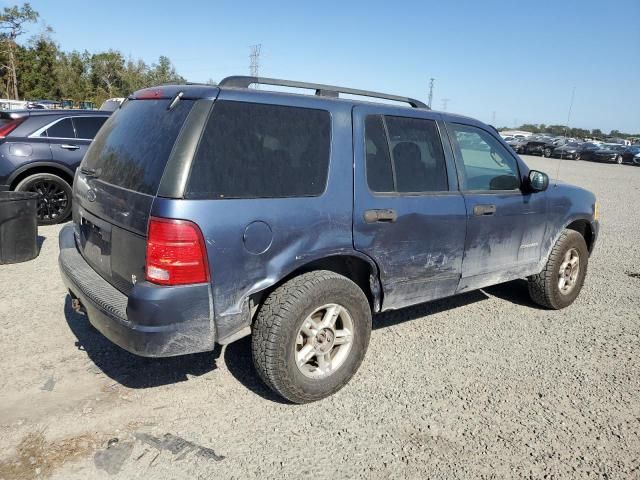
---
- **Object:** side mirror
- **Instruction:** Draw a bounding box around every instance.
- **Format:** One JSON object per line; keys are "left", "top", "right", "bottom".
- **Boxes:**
{"left": 528, "top": 170, "right": 549, "bottom": 192}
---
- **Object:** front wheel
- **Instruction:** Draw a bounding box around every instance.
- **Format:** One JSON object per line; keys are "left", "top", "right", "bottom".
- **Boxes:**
{"left": 528, "top": 230, "right": 589, "bottom": 309}
{"left": 252, "top": 270, "right": 372, "bottom": 403}
{"left": 543, "top": 147, "right": 552, "bottom": 157}
{"left": 15, "top": 173, "right": 72, "bottom": 225}
{"left": 616, "top": 155, "right": 623, "bottom": 165}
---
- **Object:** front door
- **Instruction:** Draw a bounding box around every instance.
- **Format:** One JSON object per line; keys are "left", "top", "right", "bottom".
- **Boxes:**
{"left": 445, "top": 122, "right": 547, "bottom": 292}
{"left": 352, "top": 106, "right": 467, "bottom": 311}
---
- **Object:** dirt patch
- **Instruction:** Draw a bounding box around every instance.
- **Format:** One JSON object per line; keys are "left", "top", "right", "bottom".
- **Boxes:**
{"left": 0, "top": 430, "right": 102, "bottom": 480}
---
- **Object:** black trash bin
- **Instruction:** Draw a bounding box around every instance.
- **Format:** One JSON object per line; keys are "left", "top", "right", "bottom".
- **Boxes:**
{"left": 0, "top": 191, "right": 39, "bottom": 264}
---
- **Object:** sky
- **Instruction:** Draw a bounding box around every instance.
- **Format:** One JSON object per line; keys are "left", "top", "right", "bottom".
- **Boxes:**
{"left": 14, "top": 0, "right": 640, "bottom": 133}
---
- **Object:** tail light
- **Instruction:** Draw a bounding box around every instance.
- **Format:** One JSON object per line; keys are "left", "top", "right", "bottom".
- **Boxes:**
{"left": 145, "top": 217, "right": 209, "bottom": 285}
{"left": 0, "top": 117, "right": 25, "bottom": 138}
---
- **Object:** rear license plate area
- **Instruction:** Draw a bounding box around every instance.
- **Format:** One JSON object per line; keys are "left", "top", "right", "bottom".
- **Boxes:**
{"left": 79, "top": 214, "right": 112, "bottom": 275}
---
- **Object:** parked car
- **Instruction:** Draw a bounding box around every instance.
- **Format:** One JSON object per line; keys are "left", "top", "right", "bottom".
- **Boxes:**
{"left": 509, "top": 137, "right": 530, "bottom": 154}
{"left": 551, "top": 142, "right": 600, "bottom": 160}
{"left": 58, "top": 77, "right": 599, "bottom": 403}
{"left": 621, "top": 145, "right": 640, "bottom": 165}
{"left": 591, "top": 144, "right": 627, "bottom": 164}
{"left": 522, "top": 136, "right": 556, "bottom": 156}
{"left": 0, "top": 109, "right": 110, "bottom": 224}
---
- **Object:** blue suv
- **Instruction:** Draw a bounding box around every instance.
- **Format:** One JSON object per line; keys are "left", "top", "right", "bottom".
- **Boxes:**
{"left": 58, "top": 77, "right": 599, "bottom": 403}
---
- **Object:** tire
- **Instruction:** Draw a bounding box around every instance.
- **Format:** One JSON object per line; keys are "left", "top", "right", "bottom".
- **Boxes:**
{"left": 543, "top": 147, "right": 552, "bottom": 158}
{"left": 15, "top": 173, "right": 72, "bottom": 225}
{"left": 616, "top": 155, "right": 623, "bottom": 165}
{"left": 252, "top": 270, "right": 372, "bottom": 403}
{"left": 528, "top": 230, "right": 589, "bottom": 309}
{"left": 575, "top": 153, "right": 581, "bottom": 161}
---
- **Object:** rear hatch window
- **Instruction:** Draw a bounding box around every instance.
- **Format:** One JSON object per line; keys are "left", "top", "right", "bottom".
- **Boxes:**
{"left": 82, "top": 99, "right": 194, "bottom": 195}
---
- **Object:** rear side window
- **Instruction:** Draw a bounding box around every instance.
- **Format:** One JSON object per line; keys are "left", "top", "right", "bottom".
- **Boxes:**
{"left": 364, "top": 114, "right": 448, "bottom": 193}
{"left": 73, "top": 116, "right": 107, "bottom": 139}
{"left": 82, "top": 99, "right": 194, "bottom": 195}
{"left": 186, "top": 101, "right": 331, "bottom": 199}
{"left": 45, "top": 118, "right": 75, "bottom": 139}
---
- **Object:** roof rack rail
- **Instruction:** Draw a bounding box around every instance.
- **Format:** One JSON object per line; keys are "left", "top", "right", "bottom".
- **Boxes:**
{"left": 218, "top": 76, "right": 428, "bottom": 109}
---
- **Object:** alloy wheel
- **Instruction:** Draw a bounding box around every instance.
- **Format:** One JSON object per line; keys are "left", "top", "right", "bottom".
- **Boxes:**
{"left": 295, "top": 303, "right": 354, "bottom": 378}
{"left": 558, "top": 248, "right": 580, "bottom": 295}
{"left": 28, "top": 180, "right": 69, "bottom": 222}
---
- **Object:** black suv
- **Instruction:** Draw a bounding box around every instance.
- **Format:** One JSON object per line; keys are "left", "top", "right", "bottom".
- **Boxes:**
{"left": 59, "top": 77, "right": 598, "bottom": 403}
{"left": 0, "top": 110, "right": 110, "bottom": 224}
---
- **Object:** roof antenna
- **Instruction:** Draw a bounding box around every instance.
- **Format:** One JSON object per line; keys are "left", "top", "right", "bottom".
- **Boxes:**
{"left": 554, "top": 86, "right": 576, "bottom": 186}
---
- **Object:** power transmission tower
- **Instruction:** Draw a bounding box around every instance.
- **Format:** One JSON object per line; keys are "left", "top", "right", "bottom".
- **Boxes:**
{"left": 249, "top": 44, "right": 261, "bottom": 87}
{"left": 442, "top": 98, "right": 450, "bottom": 111}
{"left": 427, "top": 78, "right": 434, "bottom": 109}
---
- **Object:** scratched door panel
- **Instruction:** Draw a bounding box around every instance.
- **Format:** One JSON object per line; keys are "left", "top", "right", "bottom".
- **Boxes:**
{"left": 352, "top": 107, "right": 466, "bottom": 311}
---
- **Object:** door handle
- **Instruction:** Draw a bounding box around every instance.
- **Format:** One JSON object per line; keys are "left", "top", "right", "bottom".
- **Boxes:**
{"left": 473, "top": 204, "right": 496, "bottom": 216}
{"left": 60, "top": 144, "right": 80, "bottom": 150}
{"left": 364, "top": 209, "right": 397, "bottom": 223}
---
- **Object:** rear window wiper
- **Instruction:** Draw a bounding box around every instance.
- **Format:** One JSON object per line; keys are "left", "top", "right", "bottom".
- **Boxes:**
{"left": 80, "top": 166, "right": 100, "bottom": 178}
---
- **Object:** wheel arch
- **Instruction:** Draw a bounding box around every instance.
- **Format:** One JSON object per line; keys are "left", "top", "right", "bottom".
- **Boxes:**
{"left": 9, "top": 162, "right": 75, "bottom": 190}
{"left": 250, "top": 252, "right": 383, "bottom": 316}
{"left": 566, "top": 218, "right": 594, "bottom": 253}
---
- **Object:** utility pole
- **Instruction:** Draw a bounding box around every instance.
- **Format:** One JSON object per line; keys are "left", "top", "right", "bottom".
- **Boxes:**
{"left": 427, "top": 78, "right": 434, "bottom": 109}
{"left": 249, "top": 44, "right": 261, "bottom": 87}
{"left": 491, "top": 111, "right": 496, "bottom": 125}
{"left": 442, "top": 98, "right": 450, "bottom": 111}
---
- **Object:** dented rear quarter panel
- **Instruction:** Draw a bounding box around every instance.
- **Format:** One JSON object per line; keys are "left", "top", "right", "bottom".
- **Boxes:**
{"left": 151, "top": 90, "right": 359, "bottom": 342}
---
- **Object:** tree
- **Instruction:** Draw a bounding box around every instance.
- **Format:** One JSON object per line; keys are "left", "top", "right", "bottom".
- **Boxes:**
{"left": 0, "top": 2, "right": 38, "bottom": 99}
{"left": 55, "top": 49, "right": 91, "bottom": 101}
{"left": 146, "top": 55, "right": 184, "bottom": 86}
{"left": 17, "top": 29, "right": 58, "bottom": 99}
{"left": 90, "top": 50, "right": 125, "bottom": 100}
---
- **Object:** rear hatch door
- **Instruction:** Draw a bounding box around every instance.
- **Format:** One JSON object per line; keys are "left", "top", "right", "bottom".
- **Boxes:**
{"left": 73, "top": 89, "right": 214, "bottom": 293}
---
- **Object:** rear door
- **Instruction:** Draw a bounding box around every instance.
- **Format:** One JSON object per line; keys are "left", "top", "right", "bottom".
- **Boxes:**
{"left": 445, "top": 122, "right": 547, "bottom": 292}
{"left": 43, "top": 117, "right": 87, "bottom": 169}
{"left": 352, "top": 106, "right": 467, "bottom": 311}
{"left": 73, "top": 97, "right": 199, "bottom": 293}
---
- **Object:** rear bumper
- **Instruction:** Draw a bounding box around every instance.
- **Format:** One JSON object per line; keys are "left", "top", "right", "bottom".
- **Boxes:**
{"left": 58, "top": 225, "right": 216, "bottom": 357}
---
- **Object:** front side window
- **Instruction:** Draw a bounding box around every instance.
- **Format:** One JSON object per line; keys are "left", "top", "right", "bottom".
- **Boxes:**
{"left": 186, "top": 101, "right": 331, "bottom": 199}
{"left": 449, "top": 123, "right": 520, "bottom": 191}
{"left": 44, "top": 118, "right": 75, "bottom": 139}
{"left": 364, "top": 114, "right": 448, "bottom": 193}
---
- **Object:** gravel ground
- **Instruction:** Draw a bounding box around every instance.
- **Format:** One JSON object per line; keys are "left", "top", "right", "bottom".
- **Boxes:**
{"left": 1, "top": 155, "right": 639, "bottom": 479}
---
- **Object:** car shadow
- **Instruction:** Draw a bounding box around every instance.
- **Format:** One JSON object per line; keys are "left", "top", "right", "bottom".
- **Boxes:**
{"left": 64, "top": 295, "right": 221, "bottom": 389}
{"left": 372, "top": 289, "right": 490, "bottom": 330}
{"left": 36, "top": 235, "right": 46, "bottom": 254}
{"left": 223, "top": 338, "right": 292, "bottom": 404}
{"left": 483, "top": 279, "right": 540, "bottom": 308}
{"left": 63, "top": 279, "right": 539, "bottom": 397}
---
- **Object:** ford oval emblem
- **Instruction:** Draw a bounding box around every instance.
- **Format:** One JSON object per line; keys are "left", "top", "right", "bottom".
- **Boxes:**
{"left": 87, "top": 189, "right": 96, "bottom": 202}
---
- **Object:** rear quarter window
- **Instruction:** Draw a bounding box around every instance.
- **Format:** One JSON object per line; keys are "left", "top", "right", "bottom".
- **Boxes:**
{"left": 186, "top": 100, "right": 331, "bottom": 199}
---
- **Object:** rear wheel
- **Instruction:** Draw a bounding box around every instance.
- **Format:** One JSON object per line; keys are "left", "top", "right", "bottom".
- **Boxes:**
{"left": 15, "top": 173, "right": 72, "bottom": 225}
{"left": 616, "top": 155, "right": 623, "bottom": 165}
{"left": 543, "top": 147, "right": 552, "bottom": 157}
{"left": 528, "top": 230, "right": 589, "bottom": 309}
{"left": 252, "top": 270, "right": 371, "bottom": 403}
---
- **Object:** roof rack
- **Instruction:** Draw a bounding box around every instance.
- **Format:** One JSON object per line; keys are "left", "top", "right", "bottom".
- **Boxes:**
{"left": 218, "top": 76, "right": 428, "bottom": 109}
